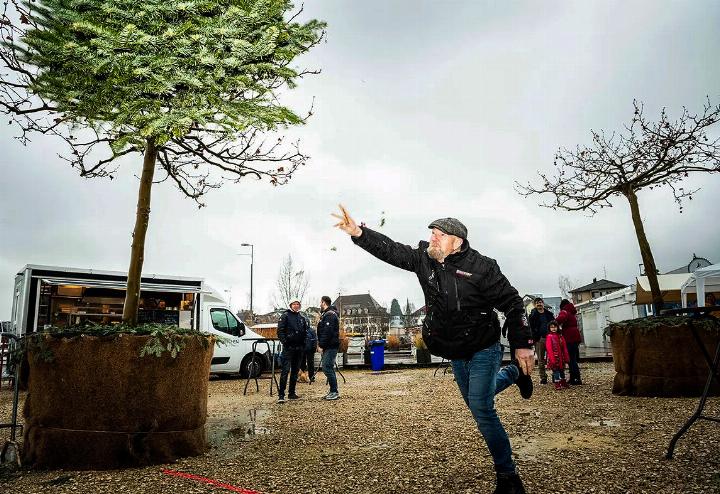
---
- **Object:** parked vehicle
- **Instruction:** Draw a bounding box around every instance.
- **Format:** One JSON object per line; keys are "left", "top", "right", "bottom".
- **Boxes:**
{"left": 10, "top": 265, "right": 268, "bottom": 377}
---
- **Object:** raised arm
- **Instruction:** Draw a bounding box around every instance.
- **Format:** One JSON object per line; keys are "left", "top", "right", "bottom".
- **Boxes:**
{"left": 333, "top": 204, "right": 421, "bottom": 272}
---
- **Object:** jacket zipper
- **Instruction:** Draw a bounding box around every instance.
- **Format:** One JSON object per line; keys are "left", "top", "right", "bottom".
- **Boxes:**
{"left": 453, "top": 277, "right": 461, "bottom": 310}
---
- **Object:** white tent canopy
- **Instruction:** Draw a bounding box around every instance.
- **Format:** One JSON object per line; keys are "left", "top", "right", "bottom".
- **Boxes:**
{"left": 681, "top": 263, "right": 720, "bottom": 307}
{"left": 635, "top": 273, "right": 691, "bottom": 304}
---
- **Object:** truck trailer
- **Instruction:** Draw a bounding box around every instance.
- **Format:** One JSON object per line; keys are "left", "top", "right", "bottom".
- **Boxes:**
{"left": 10, "top": 265, "right": 269, "bottom": 377}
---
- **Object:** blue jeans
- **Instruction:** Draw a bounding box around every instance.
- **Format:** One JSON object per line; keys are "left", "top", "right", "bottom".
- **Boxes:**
{"left": 552, "top": 368, "right": 566, "bottom": 382}
{"left": 451, "top": 342, "right": 518, "bottom": 474}
{"left": 322, "top": 349, "right": 338, "bottom": 393}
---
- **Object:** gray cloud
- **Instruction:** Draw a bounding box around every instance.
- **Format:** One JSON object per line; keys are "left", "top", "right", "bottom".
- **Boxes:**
{"left": 2, "top": 1, "right": 719, "bottom": 317}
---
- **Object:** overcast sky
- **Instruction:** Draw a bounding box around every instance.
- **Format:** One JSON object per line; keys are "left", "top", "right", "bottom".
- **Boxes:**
{"left": 2, "top": 1, "right": 720, "bottom": 318}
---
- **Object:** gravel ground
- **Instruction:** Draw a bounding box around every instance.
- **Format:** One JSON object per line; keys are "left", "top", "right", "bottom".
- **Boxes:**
{"left": 1, "top": 362, "right": 719, "bottom": 493}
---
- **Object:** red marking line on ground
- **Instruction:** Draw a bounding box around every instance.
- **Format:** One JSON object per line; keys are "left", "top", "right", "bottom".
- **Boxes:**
{"left": 162, "top": 469, "right": 262, "bottom": 494}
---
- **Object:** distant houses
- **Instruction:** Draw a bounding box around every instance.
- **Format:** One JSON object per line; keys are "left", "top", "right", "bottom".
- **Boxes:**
{"left": 569, "top": 278, "right": 628, "bottom": 305}
{"left": 333, "top": 293, "right": 390, "bottom": 340}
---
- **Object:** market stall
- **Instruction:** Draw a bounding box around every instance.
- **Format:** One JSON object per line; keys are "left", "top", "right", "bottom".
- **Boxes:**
{"left": 681, "top": 263, "right": 720, "bottom": 308}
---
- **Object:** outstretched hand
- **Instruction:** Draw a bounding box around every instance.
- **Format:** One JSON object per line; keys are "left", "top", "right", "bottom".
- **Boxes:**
{"left": 332, "top": 204, "right": 362, "bottom": 237}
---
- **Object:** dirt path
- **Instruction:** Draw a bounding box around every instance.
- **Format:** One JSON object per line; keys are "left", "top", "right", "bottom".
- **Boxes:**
{"left": 1, "top": 363, "right": 719, "bottom": 493}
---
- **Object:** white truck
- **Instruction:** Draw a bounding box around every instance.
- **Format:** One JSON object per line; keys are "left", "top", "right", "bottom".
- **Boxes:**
{"left": 10, "top": 264, "right": 269, "bottom": 377}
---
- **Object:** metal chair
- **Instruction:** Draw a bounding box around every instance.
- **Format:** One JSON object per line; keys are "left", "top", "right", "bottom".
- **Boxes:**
{"left": 243, "top": 338, "right": 280, "bottom": 396}
{"left": 433, "top": 357, "right": 451, "bottom": 377}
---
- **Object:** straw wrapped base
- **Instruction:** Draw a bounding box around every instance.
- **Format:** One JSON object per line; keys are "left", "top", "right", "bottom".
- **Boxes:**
{"left": 610, "top": 321, "right": 719, "bottom": 397}
{"left": 23, "top": 334, "right": 213, "bottom": 469}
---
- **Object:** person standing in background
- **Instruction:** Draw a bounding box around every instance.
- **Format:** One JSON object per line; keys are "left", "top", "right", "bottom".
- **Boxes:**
{"left": 277, "top": 300, "right": 308, "bottom": 403}
{"left": 317, "top": 295, "right": 340, "bottom": 400}
{"left": 528, "top": 297, "right": 554, "bottom": 384}
{"left": 556, "top": 299, "right": 582, "bottom": 385}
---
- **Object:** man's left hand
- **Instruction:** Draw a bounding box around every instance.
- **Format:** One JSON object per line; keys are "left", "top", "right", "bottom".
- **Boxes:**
{"left": 515, "top": 348, "right": 534, "bottom": 375}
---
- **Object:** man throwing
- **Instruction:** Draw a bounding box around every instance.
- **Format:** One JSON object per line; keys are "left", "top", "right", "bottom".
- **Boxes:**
{"left": 333, "top": 205, "right": 533, "bottom": 494}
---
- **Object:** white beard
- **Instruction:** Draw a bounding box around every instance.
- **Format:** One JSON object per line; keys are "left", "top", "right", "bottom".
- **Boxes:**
{"left": 426, "top": 246, "right": 445, "bottom": 262}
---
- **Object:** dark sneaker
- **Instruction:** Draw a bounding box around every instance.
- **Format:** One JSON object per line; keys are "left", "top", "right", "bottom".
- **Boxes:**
{"left": 325, "top": 392, "right": 339, "bottom": 401}
{"left": 494, "top": 472, "right": 526, "bottom": 494}
{"left": 511, "top": 360, "right": 533, "bottom": 400}
{"left": 277, "top": 396, "right": 286, "bottom": 404}
{"left": 288, "top": 394, "right": 301, "bottom": 400}
{"left": 540, "top": 377, "right": 547, "bottom": 385}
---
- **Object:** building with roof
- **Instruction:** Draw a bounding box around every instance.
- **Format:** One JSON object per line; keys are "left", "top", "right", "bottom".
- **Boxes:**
{"left": 635, "top": 255, "right": 713, "bottom": 308}
{"left": 332, "top": 293, "right": 389, "bottom": 339}
{"left": 569, "top": 278, "right": 628, "bottom": 305}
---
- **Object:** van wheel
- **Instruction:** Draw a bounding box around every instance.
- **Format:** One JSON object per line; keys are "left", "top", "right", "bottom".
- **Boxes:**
{"left": 240, "top": 353, "right": 263, "bottom": 378}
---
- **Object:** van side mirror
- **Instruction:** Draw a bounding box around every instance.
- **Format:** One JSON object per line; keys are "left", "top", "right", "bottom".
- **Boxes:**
{"left": 238, "top": 322, "right": 246, "bottom": 337}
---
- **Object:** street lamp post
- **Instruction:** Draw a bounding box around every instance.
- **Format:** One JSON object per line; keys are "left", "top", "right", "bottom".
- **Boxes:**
{"left": 240, "top": 243, "right": 254, "bottom": 316}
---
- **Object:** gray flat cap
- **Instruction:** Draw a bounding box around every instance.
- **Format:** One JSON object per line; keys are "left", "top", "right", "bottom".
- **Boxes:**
{"left": 428, "top": 218, "right": 467, "bottom": 239}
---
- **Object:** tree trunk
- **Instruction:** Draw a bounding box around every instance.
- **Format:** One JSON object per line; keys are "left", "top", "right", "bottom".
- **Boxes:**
{"left": 625, "top": 190, "right": 663, "bottom": 314}
{"left": 123, "top": 138, "right": 158, "bottom": 325}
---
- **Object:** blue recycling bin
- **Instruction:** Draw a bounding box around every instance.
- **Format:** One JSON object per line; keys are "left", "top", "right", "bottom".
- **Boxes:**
{"left": 369, "top": 339, "right": 386, "bottom": 371}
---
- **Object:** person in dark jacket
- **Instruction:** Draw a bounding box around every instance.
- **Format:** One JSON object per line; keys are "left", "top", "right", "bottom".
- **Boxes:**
{"left": 556, "top": 299, "right": 582, "bottom": 385}
{"left": 300, "top": 315, "right": 318, "bottom": 383}
{"left": 276, "top": 300, "right": 308, "bottom": 403}
{"left": 528, "top": 297, "right": 554, "bottom": 384}
{"left": 334, "top": 205, "right": 533, "bottom": 494}
{"left": 317, "top": 295, "right": 340, "bottom": 400}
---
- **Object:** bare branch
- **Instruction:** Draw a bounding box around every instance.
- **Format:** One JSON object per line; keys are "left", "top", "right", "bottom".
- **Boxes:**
{"left": 516, "top": 99, "right": 720, "bottom": 213}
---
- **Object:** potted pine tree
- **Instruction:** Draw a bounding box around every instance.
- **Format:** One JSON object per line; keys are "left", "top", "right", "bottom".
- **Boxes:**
{"left": 1, "top": 0, "right": 324, "bottom": 469}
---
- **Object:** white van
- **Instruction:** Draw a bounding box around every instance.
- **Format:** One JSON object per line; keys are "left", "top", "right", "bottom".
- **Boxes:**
{"left": 10, "top": 265, "right": 270, "bottom": 377}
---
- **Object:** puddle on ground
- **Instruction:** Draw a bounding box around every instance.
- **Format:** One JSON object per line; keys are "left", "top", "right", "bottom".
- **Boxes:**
{"left": 206, "top": 408, "right": 271, "bottom": 448}
{"left": 513, "top": 432, "right": 618, "bottom": 459}
{"left": 588, "top": 419, "right": 620, "bottom": 427}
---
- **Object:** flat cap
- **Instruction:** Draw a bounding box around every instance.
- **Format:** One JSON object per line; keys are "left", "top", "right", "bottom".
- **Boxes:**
{"left": 428, "top": 218, "right": 467, "bottom": 239}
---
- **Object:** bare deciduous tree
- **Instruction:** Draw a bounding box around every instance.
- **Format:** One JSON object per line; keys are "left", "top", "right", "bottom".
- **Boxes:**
{"left": 272, "top": 254, "right": 309, "bottom": 309}
{"left": 516, "top": 100, "right": 720, "bottom": 313}
{"left": 558, "top": 274, "right": 578, "bottom": 300}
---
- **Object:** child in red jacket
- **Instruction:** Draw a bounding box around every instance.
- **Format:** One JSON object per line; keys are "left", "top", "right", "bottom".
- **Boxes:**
{"left": 545, "top": 320, "right": 570, "bottom": 390}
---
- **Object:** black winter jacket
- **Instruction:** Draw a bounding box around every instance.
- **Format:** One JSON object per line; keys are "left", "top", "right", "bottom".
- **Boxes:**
{"left": 352, "top": 227, "right": 533, "bottom": 359}
{"left": 277, "top": 310, "right": 308, "bottom": 349}
{"left": 528, "top": 308, "right": 555, "bottom": 340}
{"left": 317, "top": 306, "right": 340, "bottom": 350}
{"left": 305, "top": 326, "right": 318, "bottom": 353}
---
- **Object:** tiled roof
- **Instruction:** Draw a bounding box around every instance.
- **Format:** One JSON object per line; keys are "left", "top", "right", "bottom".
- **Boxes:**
{"left": 332, "top": 293, "right": 386, "bottom": 312}
{"left": 569, "top": 279, "right": 627, "bottom": 293}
